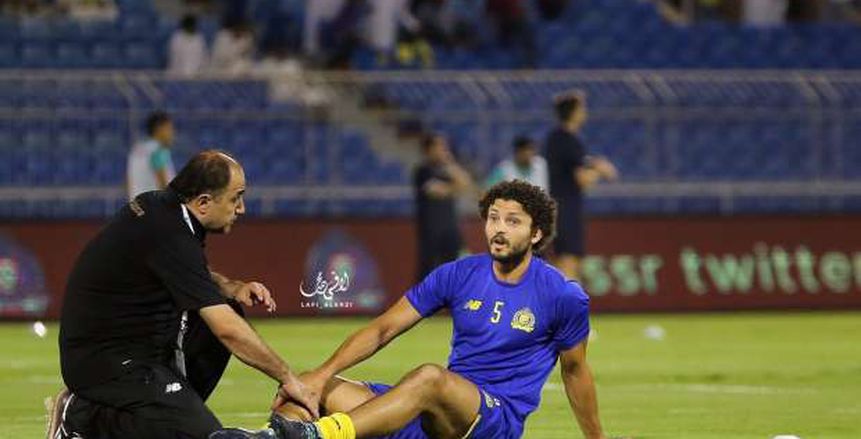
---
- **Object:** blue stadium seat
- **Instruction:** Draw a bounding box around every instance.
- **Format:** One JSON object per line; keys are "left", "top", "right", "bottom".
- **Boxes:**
{"left": 91, "top": 42, "right": 122, "bottom": 68}
{"left": 20, "top": 42, "right": 53, "bottom": 68}
{"left": 124, "top": 41, "right": 160, "bottom": 68}
{"left": 56, "top": 42, "right": 88, "bottom": 68}
{"left": 0, "top": 42, "right": 16, "bottom": 68}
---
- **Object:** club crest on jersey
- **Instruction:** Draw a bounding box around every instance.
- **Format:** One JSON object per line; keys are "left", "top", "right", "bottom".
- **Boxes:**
{"left": 511, "top": 308, "right": 535, "bottom": 333}
{"left": 463, "top": 300, "right": 483, "bottom": 311}
{"left": 482, "top": 390, "right": 500, "bottom": 408}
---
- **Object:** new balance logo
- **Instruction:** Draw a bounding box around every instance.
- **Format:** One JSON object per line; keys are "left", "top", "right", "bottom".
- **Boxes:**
{"left": 165, "top": 383, "right": 182, "bottom": 394}
{"left": 463, "top": 300, "right": 483, "bottom": 311}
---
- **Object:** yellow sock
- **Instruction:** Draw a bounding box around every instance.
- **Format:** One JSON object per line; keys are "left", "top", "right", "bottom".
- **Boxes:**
{"left": 314, "top": 412, "right": 356, "bottom": 439}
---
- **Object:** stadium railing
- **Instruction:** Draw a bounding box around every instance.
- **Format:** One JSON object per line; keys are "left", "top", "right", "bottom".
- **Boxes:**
{"left": 0, "top": 69, "right": 860, "bottom": 218}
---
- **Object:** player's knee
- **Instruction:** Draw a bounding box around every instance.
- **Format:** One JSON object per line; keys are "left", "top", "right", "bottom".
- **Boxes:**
{"left": 409, "top": 363, "right": 447, "bottom": 389}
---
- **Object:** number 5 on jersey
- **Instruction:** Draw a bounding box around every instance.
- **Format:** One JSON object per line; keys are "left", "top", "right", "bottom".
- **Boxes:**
{"left": 490, "top": 301, "right": 505, "bottom": 323}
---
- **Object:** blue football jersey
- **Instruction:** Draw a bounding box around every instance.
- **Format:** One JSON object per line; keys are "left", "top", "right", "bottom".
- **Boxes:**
{"left": 405, "top": 254, "right": 590, "bottom": 423}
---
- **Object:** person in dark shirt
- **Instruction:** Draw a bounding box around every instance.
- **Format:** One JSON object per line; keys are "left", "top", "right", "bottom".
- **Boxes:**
{"left": 545, "top": 92, "right": 618, "bottom": 280}
{"left": 413, "top": 133, "right": 473, "bottom": 281}
{"left": 48, "top": 150, "right": 319, "bottom": 439}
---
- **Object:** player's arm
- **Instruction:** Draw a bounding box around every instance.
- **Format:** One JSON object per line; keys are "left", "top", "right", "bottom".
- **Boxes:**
{"left": 444, "top": 161, "right": 474, "bottom": 193}
{"left": 574, "top": 156, "right": 618, "bottom": 191}
{"left": 424, "top": 150, "right": 474, "bottom": 198}
{"left": 150, "top": 148, "right": 171, "bottom": 189}
{"left": 307, "top": 296, "right": 423, "bottom": 382}
{"left": 210, "top": 269, "right": 276, "bottom": 312}
{"left": 155, "top": 168, "right": 170, "bottom": 189}
{"left": 423, "top": 178, "right": 456, "bottom": 198}
{"left": 199, "top": 303, "right": 319, "bottom": 416}
{"left": 559, "top": 340, "right": 606, "bottom": 439}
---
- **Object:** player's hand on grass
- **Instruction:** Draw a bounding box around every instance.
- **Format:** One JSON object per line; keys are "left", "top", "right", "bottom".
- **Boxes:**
{"left": 272, "top": 373, "right": 320, "bottom": 419}
{"left": 233, "top": 281, "right": 276, "bottom": 312}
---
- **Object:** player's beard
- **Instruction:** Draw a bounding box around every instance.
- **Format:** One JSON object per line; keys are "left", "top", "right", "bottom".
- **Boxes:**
{"left": 489, "top": 236, "right": 531, "bottom": 272}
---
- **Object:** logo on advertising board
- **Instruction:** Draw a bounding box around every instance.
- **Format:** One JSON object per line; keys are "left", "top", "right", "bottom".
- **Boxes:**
{"left": 0, "top": 233, "right": 49, "bottom": 317}
{"left": 300, "top": 229, "right": 385, "bottom": 314}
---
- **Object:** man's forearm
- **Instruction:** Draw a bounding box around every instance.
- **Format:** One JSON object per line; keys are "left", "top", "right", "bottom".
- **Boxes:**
{"left": 562, "top": 363, "right": 604, "bottom": 439}
{"left": 210, "top": 270, "right": 241, "bottom": 299}
{"left": 446, "top": 163, "right": 473, "bottom": 192}
{"left": 212, "top": 310, "right": 293, "bottom": 384}
{"left": 575, "top": 168, "right": 602, "bottom": 191}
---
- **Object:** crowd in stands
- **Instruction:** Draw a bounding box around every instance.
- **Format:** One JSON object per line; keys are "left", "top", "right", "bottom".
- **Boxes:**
{"left": 658, "top": 0, "right": 861, "bottom": 25}
{"left": 2, "top": 0, "right": 861, "bottom": 72}
{"left": 0, "top": 0, "right": 117, "bottom": 19}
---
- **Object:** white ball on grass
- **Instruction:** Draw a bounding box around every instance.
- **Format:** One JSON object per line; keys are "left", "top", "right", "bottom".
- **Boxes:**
{"left": 643, "top": 324, "right": 666, "bottom": 341}
{"left": 32, "top": 321, "right": 47, "bottom": 338}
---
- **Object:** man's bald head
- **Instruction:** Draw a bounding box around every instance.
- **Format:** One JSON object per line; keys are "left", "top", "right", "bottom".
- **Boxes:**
{"left": 169, "top": 150, "right": 244, "bottom": 202}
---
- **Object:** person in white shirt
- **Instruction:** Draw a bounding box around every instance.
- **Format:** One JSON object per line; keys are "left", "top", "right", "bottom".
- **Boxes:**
{"left": 210, "top": 18, "right": 255, "bottom": 75}
{"left": 485, "top": 136, "right": 549, "bottom": 192}
{"left": 127, "top": 111, "right": 177, "bottom": 200}
{"left": 742, "top": 0, "right": 788, "bottom": 26}
{"left": 364, "top": 0, "right": 420, "bottom": 54}
{"left": 304, "top": 0, "right": 346, "bottom": 57}
{"left": 168, "top": 15, "right": 209, "bottom": 77}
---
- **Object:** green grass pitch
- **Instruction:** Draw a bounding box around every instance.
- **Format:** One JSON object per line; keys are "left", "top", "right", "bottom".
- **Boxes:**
{"left": 2, "top": 312, "right": 859, "bottom": 438}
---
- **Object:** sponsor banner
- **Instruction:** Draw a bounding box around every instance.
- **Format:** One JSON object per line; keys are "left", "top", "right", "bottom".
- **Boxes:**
{"left": 1, "top": 216, "right": 859, "bottom": 319}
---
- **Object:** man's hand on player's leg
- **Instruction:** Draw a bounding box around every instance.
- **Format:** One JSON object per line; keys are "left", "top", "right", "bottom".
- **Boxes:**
{"left": 272, "top": 374, "right": 320, "bottom": 419}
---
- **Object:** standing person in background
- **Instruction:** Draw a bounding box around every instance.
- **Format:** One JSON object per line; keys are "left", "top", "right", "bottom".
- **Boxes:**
{"left": 413, "top": 133, "right": 473, "bottom": 280}
{"left": 127, "top": 111, "right": 177, "bottom": 200}
{"left": 303, "top": 0, "right": 346, "bottom": 60}
{"left": 211, "top": 18, "right": 256, "bottom": 75}
{"left": 485, "top": 0, "right": 536, "bottom": 66}
{"left": 364, "top": 0, "right": 421, "bottom": 64}
{"left": 545, "top": 92, "right": 618, "bottom": 281}
{"left": 485, "top": 135, "right": 549, "bottom": 192}
{"left": 168, "top": 14, "right": 209, "bottom": 77}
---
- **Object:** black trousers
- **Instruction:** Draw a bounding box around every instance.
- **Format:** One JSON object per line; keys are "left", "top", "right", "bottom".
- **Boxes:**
{"left": 417, "top": 228, "right": 462, "bottom": 281}
{"left": 64, "top": 302, "right": 243, "bottom": 439}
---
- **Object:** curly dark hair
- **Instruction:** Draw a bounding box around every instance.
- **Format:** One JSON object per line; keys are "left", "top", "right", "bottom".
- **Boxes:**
{"left": 479, "top": 180, "right": 557, "bottom": 254}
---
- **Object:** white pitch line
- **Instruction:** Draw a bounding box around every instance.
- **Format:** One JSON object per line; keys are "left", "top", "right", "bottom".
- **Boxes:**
{"left": 543, "top": 382, "right": 814, "bottom": 395}
{"left": 4, "top": 359, "right": 55, "bottom": 369}
{"left": 26, "top": 375, "right": 62, "bottom": 385}
{"left": 664, "top": 383, "right": 814, "bottom": 395}
{"left": 219, "top": 412, "right": 270, "bottom": 419}
{"left": 543, "top": 382, "right": 563, "bottom": 391}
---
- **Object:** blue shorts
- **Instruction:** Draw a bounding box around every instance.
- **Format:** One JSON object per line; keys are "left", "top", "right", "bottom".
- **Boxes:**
{"left": 363, "top": 382, "right": 521, "bottom": 439}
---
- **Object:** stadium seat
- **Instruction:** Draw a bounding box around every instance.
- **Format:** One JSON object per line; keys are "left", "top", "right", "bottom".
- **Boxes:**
{"left": 91, "top": 42, "right": 122, "bottom": 68}
{"left": 20, "top": 43, "right": 53, "bottom": 68}
{"left": 56, "top": 43, "right": 89, "bottom": 68}
{"left": 0, "top": 43, "right": 16, "bottom": 68}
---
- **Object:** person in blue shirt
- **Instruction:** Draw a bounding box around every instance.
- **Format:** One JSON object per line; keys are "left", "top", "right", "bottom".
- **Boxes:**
{"left": 216, "top": 180, "right": 611, "bottom": 439}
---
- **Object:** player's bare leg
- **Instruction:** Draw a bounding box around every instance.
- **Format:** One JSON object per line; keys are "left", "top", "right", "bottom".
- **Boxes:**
{"left": 349, "top": 363, "right": 480, "bottom": 438}
{"left": 272, "top": 363, "right": 482, "bottom": 439}
{"left": 277, "top": 376, "right": 377, "bottom": 420}
{"left": 554, "top": 253, "right": 581, "bottom": 281}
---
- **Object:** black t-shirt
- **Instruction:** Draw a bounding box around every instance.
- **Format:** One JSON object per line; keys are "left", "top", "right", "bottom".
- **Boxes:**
{"left": 545, "top": 127, "right": 586, "bottom": 206}
{"left": 59, "top": 189, "right": 225, "bottom": 390}
{"left": 413, "top": 162, "right": 458, "bottom": 235}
